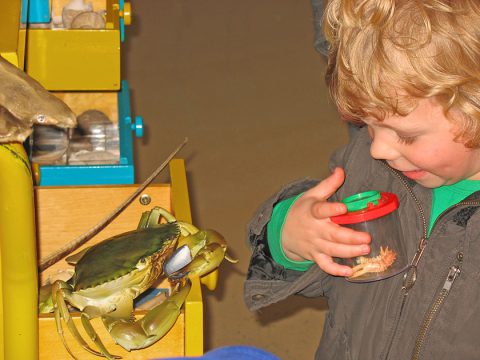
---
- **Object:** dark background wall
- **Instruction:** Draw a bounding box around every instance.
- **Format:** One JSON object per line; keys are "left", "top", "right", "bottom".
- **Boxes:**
{"left": 123, "top": 1, "right": 348, "bottom": 358}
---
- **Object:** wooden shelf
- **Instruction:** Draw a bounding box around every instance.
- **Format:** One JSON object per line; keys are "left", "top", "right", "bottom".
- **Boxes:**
{"left": 35, "top": 159, "right": 205, "bottom": 359}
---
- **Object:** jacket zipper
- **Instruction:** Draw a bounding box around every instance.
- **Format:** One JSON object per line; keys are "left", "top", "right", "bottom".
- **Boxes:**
{"left": 408, "top": 199, "right": 480, "bottom": 359}
{"left": 380, "top": 161, "right": 480, "bottom": 359}
{"left": 411, "top": 265, "right": 461, "bottom": 360}
{"left": 381, "top": 162, "right": 428, "bottom": 360}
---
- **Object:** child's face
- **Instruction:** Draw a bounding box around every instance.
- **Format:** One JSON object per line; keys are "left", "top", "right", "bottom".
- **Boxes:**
{"left": 364, "top": 98, "right": 480, "bottom": 188}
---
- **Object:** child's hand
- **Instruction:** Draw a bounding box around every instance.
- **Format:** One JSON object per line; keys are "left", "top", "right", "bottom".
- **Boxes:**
{"left": 281, "top": 168, "right": 371, "bottom": 277}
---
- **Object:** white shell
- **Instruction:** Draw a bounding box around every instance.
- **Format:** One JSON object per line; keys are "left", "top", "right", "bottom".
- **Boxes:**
{"left": 163, "top": 245, "right": 193, "bottom": 277}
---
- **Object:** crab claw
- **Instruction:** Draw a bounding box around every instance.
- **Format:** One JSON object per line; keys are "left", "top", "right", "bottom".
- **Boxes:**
{"left": 104, "top": 280, "right": 191, "bottom": 351}
{"left": 178, "top": 230, "right": 229, "bottom": 279}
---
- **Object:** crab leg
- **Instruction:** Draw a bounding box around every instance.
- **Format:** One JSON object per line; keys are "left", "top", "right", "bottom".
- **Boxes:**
{"left": 52, "top": 281, "right": 106, "bottom": 358}
{"left": 349, "top": 247, "right": 397, "bottom": 278}
{"left": 138, "top": 207, "right": 199, "bottom": 236}
{"left": 53, "top": 288, "right": 80, "bottom": 360}
{"left": 137, "top": 207, "right": 178, "bottom": 230}
{"left": 80, "top": 310, "right": 121, "bottom": 360}
{"left": 350, "top": 262, "right": 383, "bottom": 278}
{"left": 102, "top": 280, "right": 192, "bottom": 351}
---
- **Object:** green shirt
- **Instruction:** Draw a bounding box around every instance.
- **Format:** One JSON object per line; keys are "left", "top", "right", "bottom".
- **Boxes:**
{"left": 429, "top": 179, "right": 480, "bottom": 234}
{"left": 268, "top": 180, "right": 480, "bottom": 271}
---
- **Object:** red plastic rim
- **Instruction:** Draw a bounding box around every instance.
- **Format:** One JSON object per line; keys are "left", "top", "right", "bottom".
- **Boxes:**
{"left": 330, "top": 192, "right": 399, "bottom": 225}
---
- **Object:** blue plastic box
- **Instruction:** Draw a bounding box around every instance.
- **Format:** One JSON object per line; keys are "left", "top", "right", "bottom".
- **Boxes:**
{"left": 37, "top": 80, "right": 143, "bottom": 186}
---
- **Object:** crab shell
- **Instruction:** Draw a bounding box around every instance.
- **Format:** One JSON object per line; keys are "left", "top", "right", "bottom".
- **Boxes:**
{"left": 71, "top": 222, "right": 180, "bottom": 292}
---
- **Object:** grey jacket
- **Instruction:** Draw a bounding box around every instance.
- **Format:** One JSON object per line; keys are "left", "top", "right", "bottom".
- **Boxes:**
{"left": 244, "top": 127, "right": 480, "bottom": 360}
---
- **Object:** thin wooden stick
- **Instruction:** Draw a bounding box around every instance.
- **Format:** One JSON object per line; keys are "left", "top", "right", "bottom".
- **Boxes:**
{"left": 38, "top": 138, "right": 188, "bottom": 272}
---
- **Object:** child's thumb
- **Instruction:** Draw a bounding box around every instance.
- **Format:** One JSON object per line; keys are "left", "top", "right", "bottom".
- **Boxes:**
{"left": 309, "top": 167, "right": 345, "bottom": 200}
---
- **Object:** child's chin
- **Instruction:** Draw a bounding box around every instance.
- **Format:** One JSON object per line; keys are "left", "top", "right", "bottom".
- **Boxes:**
{"left": 413, "top": 177, "right": 448, "bottom": 189}
{"left": 402, "top": 171, "right": 447, "bottom": 188}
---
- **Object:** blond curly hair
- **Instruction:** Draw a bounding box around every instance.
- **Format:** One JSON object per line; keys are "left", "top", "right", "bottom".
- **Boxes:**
{"left": 323, "top": 0, "right": 480, "bottom": 147}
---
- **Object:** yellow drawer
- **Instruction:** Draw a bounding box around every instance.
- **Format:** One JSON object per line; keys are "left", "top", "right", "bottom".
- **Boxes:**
{"left": 26, "top": 29, "right": 120, "bottom": 90}
{"left": 26, "top": 0, "right": 126, "bottom": 90}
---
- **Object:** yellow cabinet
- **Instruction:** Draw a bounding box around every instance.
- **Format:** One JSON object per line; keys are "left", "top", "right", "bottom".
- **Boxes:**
{"left": 0, "top": 0, "right": 26, "bottom": 67}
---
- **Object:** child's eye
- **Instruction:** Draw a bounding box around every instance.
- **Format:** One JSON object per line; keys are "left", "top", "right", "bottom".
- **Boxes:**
{"left": 397, "top": 135, "right": 416, "bottom": 145}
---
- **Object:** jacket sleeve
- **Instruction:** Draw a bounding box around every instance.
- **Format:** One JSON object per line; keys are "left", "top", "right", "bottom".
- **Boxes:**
{"left": 244, "top": 136, "right": 354, "bottom": 311}
{"left": 246, "top": 178, "right": 320, "bottom": 281}
{"left": 244, "top": 178, "right": 320, "bottom": 311}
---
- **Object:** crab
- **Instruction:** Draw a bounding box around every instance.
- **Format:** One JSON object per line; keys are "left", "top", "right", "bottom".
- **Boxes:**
{"left": 39, "top": 206, "right": 233, "bottom": 360}
{"left": 350, "top": 246, "right": 397, "bottom": 279}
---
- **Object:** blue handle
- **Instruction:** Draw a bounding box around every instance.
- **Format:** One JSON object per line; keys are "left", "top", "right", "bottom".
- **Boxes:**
{"left": 131, "top": 116, "right": 144, "bottom": 138}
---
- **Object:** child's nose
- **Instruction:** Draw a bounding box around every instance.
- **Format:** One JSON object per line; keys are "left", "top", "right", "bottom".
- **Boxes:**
{"left": 369, "top": 135, "right": 399, "bottom": 160}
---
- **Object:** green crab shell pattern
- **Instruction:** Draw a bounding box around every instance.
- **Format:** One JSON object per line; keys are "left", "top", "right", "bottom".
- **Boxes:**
{"left": 72, "top": 222, "right": 180, "bottom": 291}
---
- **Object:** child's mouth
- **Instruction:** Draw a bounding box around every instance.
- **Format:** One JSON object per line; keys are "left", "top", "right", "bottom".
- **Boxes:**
{"left": 401, "top": 170, "right": 426, "bottom": 180}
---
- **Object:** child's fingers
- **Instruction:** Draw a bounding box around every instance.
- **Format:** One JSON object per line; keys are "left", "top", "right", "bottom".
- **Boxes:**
{"left": 325, "top": 225, "right": 371, "bottom": 245}
{"left": 314, "top": 241, "right": 370, "bottom": 259}
{"left": 311, "top": 201, "right": 347, "bottom": 219}
{"left": 312, "top": 253, "right": 353, "bottom": 277}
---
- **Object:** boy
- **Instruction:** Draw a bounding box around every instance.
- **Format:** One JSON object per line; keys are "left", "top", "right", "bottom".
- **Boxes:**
{"left": 244, "top": 1, "right": 480, "bottom": 359}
